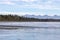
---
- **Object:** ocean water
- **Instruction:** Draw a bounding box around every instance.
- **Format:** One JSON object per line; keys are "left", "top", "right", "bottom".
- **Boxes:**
{"left": 0, "top": 22, "right": 60, "bottom": 40}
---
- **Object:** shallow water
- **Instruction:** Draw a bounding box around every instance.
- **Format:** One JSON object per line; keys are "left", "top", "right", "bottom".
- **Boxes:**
{"left": 0, "top": 22, "right": 60, "bottom": 40}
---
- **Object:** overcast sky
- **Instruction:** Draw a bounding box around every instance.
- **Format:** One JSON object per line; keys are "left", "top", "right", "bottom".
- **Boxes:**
{"left": 0, "top": 0, "right": 60, "bottom": 16}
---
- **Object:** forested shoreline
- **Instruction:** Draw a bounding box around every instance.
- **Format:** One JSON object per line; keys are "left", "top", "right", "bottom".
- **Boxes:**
{"left": 0, "top": 15, "right": 40, "bottom": 21}
{"left": 0, "top": 15, "right": 60, "bottom": 22}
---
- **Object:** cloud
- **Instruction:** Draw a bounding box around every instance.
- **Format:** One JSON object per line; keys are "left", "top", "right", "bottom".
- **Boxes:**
{"left": 11, "top": 0, "right": 37, "bottom": 2}
{"left": 0, "top": 2, "right": 15, "bottom": 5}
{"left": 21, "top": 0, "right": 37, "bottom": 2}
{"left": 0, "top": 0, "right": 15, "bottom": 5}
{"left": 15, "top": 4, "right": 60, "bottom": 10}
{"left": 0, "top": 0, "right": 60, "bottom": 13}
{"left": 11, "top": 0, "right": 60, "bottom": 10}
{"left": 0, "top": 12, "right": 60, "bottom": 16}
{"left": 0, "top": 12, "right": 46, "bottom": 16}
{"left": 0, "top": 12, "right": 36, "bottom": 15}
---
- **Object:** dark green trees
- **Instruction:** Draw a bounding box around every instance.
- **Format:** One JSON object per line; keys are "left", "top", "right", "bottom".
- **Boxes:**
{"left": 0, "top": 15, "right": 60, "bottom": 21}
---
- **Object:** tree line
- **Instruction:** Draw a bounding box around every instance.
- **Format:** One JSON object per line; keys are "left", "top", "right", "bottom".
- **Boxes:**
{"left": 0, "top": 15, "right": 60, "bottom": 22}
{"left": 0, "top": 15, "right": 40, "bottom": 21}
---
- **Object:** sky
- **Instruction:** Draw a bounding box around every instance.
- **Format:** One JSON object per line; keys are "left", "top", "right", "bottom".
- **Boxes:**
{"left": 0, "top": 0, "right": 60, "bottom": 16}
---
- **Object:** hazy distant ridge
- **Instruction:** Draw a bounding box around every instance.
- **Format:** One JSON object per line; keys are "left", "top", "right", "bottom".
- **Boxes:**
{"left": 24, "top": 15, "right": 60, "bottom": 19}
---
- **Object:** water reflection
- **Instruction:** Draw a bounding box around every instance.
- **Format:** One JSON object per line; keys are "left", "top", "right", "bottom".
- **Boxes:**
{"left": 0, "top": 28, "right": 60, "bottom": 40}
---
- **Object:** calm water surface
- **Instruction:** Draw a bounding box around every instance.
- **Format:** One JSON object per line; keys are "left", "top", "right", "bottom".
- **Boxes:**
{"left": 0, "top": 22, "right": 60, "bottom": 40}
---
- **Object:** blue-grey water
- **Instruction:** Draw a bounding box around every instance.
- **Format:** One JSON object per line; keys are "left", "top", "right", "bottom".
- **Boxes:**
{"left": 0, "top": 22, "right": 60, "bottom": 40}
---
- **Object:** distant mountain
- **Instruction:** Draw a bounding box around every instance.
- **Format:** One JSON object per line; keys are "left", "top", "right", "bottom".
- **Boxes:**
{"left": 23, "top": 15, "right": 60, "bottom": 19}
